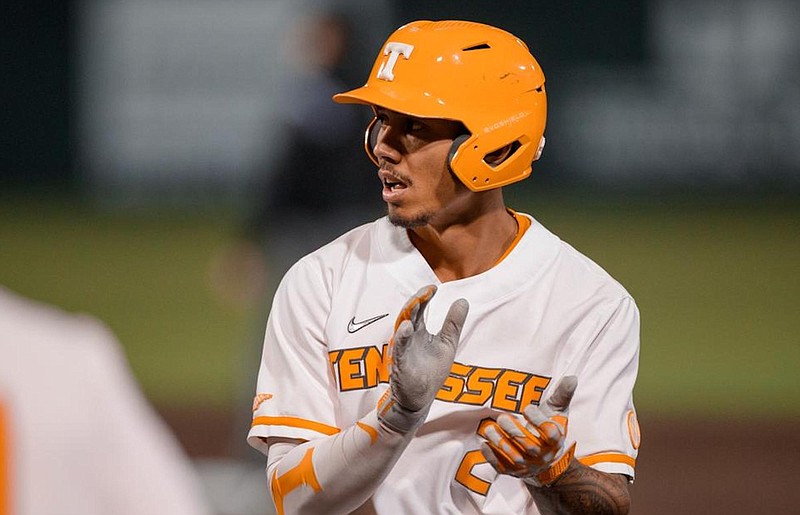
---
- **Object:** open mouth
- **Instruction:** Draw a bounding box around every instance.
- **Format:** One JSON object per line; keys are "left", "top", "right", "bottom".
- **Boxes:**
{"left": 383, "top": 177, "right": 407, "bottom": 191}
{"left": 380, "top": 170, "right": 409, "bottom": 193}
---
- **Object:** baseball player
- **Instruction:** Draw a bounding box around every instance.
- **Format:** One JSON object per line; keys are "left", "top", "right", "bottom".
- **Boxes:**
{"left": 0, "top": 286, "right": 211, "bottom": 515}
{"left": 248, "top": 20, "right": 641, "bottom": 514}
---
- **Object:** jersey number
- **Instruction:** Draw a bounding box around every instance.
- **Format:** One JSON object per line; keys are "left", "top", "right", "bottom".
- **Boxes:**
{"left": 454, "top": 418, "right": 495, "bottom": 496}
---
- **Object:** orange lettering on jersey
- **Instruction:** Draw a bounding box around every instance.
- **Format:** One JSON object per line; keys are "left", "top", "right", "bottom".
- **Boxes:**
{"left": 519, "top": 374, "right": 551, "bottom": 408}
{"left": 1, "top": 400, "right": 11, "bottom": 515}
{"left": 338, "top": 347, "right": 369, "bottom": 391}
{"left": 270, "top": 447, "right": 322, "bottom": 515}
{"left": 363, "top": 344, "right": 390, "bottom": 387}
{"left": 459, "top": 366, "right": 502, "bottom": 406}
{"left": 331, "top": 345, "right": 391, "bottom": 391}
{"left": 328, "top": 350, "right": 342, "bottom": 374}
{"left": 329, "top": 347, "right": 552, "bottom": 415}
{"left": 436, "top": 362, "right": 470, "bottom": 402}
{"left": 493, "top": 369, "right": 536, "bottom": 412}
{"left": 455, "top": 450, "right": 491, "bottom": 495}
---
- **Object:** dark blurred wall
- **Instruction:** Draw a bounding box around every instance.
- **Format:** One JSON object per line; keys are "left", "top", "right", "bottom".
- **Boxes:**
{"left": 393, "top": 1, "right": 648, "bottom": 69}
{"left": 1, "top": 1, "right": 73, "bottom": 190}
{"left": 5, "top": 0, "right": 796, "bottom": 197}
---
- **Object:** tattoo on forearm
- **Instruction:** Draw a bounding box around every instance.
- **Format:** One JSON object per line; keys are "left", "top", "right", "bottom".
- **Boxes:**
{"left": 530, "top": 460, "right": 630, "bottom": 515}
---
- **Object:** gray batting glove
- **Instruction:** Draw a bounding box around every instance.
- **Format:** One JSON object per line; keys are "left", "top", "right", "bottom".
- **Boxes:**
{"left": 480, "top": 376, "right": 578, "bottom": 487}
{"left": 377, "top": 285, "right": 469, "bottom": 434}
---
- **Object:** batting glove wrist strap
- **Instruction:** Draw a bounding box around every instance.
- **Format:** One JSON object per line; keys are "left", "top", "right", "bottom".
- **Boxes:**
{"left": 527, "top": 442, "right": 576, "bottom": 487}
{"left": 376, "top": 388, "right": 427, "bottom": 434}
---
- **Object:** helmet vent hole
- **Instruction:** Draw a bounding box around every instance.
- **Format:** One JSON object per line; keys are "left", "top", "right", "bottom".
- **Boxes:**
{"left": 462, "top": 43, "right": 491, "bottom": 51}
{"left": 483, "top": 141, "right": 522, "bottom": 168}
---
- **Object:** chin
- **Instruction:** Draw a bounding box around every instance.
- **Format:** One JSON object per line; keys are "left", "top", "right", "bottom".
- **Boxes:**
{"left": 387, "top": 208, "right": 432, "bottom": 229}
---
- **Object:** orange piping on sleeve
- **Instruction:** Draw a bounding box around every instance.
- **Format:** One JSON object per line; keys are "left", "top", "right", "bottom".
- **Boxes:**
{"left": 578, "top": 452, "right": 636, "bottom": 469}
{"left": 252, "top": 416, "right": 340, "bottom": 436}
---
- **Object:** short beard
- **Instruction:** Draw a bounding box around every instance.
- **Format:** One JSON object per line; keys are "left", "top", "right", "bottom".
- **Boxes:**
{"left": 388, "top": 210, "right": 433, "bottom": 229}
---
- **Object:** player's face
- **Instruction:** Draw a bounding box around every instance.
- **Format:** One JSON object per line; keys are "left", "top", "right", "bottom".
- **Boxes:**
{"left": 372, "top": 108, "right": 472, "bottom": 228}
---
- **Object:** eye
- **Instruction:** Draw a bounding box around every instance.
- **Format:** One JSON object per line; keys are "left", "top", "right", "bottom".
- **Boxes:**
{"left": 407, "top": 119, "right": 425, "bottom": 133}
{"left": 375, "top": 112, "right": 389, "bottom": 124}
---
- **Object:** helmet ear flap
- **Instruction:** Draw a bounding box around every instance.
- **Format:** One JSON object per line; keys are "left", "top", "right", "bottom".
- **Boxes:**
{"left": 363, "top": 117, "right": 381, "bottom": 166}
{"left": 447, "top": 134, "right": 470, "bottom": 173}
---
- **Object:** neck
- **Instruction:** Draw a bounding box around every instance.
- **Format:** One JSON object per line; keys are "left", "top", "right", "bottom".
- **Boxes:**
{"left": 408, "top": 192, "right": 518, "bottom": 282}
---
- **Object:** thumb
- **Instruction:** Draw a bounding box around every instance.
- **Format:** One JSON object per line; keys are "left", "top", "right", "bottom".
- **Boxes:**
{"left": 437, "top": 298, "right": 469, "bottom": 351}
{"left": 394, "top": 285, "right": 437, "bottom": 331}
{"left": 391, "top": 319, "right": 414, "bottom": 358}
{"left": 546, "top": 375, "right": 578, "bottom": 413}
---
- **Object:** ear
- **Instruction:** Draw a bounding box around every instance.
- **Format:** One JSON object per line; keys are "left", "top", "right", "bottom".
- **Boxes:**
{"left": 363, "top": 117, "right": 381, "bottom": 166}
{"left": 483, "top": 143, "right": 515, "bottom": 167}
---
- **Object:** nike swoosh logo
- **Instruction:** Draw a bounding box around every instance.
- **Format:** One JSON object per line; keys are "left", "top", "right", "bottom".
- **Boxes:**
{"left": 347, "top": 313, "right": 389, "bottom": 333}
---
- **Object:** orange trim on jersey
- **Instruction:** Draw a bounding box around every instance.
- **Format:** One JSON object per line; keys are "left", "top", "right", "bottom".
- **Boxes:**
{"left": 495, "top": 210, "right": 531, "bottom": 265}
{"left": 252, "top": 416, "right": 340, "bottom": 436}
{"left": 356, "top": 422, "right": 379, "bottom": 444}
{"left": 270, "top": 447, "right": 322, "bottom": 515}
{"left": 1, "top": 401, "right": 10, "bottom": 515}
{"left": 579, "top": 452, "right": 636, "bottom": 469}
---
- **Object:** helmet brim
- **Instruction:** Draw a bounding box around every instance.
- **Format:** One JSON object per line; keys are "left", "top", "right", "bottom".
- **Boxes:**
{"left": 333, "top": 84, "right": 457, "bottom": 122}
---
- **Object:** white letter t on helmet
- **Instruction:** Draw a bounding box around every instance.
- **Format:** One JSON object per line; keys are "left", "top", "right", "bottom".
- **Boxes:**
{"left": 376, "top": 42, "right": 414, "bottom": 81}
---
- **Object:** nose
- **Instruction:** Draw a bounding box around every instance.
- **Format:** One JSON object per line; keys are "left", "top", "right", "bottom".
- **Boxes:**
{"left": 372, "top": 121, "right": 401, "bottom": 164}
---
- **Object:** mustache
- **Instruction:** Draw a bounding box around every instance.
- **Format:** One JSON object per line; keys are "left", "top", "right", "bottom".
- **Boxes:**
{"left": 378, "top": 162, "right": 412, "bottom": 186}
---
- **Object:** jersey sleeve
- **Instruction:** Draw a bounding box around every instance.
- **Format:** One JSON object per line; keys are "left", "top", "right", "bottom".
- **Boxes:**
{"left": 80, "top": 325, "right": 213, "bottom": 515}
{"left": 565, "top": 296, "right": 641, "bottom": 479}
{"left": 248, "top": 258, "right": 341, "bottom": 454}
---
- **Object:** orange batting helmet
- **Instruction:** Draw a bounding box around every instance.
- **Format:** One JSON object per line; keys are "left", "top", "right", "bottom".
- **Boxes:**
{"left": 333, "top": 20, "right": 547, "bottom": 191}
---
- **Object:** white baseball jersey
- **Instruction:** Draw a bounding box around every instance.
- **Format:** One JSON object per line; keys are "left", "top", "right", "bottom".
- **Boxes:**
{"left": 0, "top": 287, "right": 211, "bottom": 515}
{"left": 248, "top": 213, "right": 641, "bottom": 514}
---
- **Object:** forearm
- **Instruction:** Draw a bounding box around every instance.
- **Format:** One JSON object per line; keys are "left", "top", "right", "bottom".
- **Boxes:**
{"left": 528, "top": 459, "right": 630, "bottom": 515}
{"left": 266, "top": 409, "right": 415, "bottom": 515}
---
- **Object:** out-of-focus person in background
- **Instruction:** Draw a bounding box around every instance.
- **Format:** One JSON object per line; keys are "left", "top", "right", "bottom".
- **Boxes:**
{"left": 211, "top": 10, "right": 382, "bottom": 308}
{"left": 209, "top": 9, "right": 383, "bottom": 458}
{"left": 0, "top": 286, "right": 212, "bottom": 515}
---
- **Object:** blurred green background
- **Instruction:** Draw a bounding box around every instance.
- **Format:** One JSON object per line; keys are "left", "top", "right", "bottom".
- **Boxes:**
{"left": 2, "top": 194, "right": 797, "bottom": 418}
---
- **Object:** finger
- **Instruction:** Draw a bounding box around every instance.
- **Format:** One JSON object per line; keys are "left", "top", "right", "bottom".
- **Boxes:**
{"left": 389, "top": 319, "right": 414, "bottom": 359}
{"left": 437, "top": 298, "right": 469, "bottom": 350}
{"left": 411, "top": 285, "right": 437, "bottom": 328}
{"left": 483, "top": 422, "right": 525, "bottom": 470}
{"left": 394, "top": 285, "right": 437, "bottom": 331}
{"left": 497, "top": 414, "right": 544, "bottom": 457}
{"left": 546, "top": 375, "right": 577, "bottom": 413}
{"left": 522, "top": 404, "right": 549, "bottom": 427}
{"left": 480, "top": 442, "right": 509, "bottom": 474}
{"left": 522, "top": 405, "right": 566, "bottom": 446}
